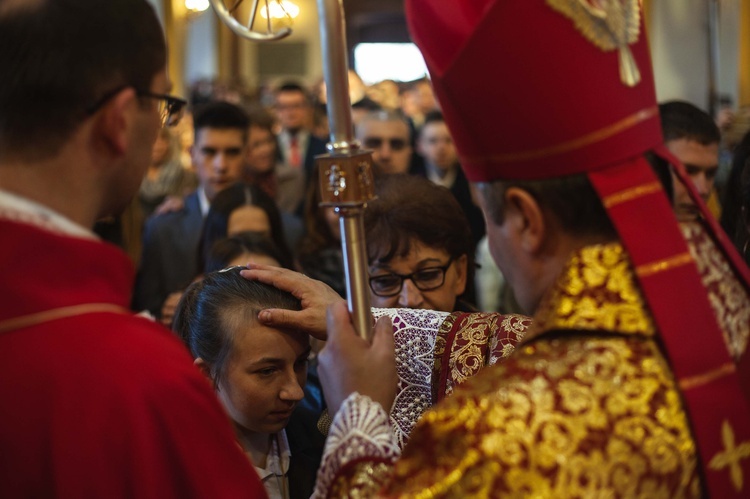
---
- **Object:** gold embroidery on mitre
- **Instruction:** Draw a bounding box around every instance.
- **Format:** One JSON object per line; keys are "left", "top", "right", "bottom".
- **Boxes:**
{"left": 547, "top": 0, "right": 642, "bottom": 86}
{"left": 709, "top": 420, "right": 750, "bottom": 492}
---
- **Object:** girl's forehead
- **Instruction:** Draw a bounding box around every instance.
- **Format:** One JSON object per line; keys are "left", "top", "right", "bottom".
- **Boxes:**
{"left": 229, "top": 319, "right": 309, "bottom": 356}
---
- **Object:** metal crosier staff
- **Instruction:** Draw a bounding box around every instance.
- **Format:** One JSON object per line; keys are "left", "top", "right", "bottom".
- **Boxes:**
{"left": 207, "top": 0, "right": 376, "bottom": 341}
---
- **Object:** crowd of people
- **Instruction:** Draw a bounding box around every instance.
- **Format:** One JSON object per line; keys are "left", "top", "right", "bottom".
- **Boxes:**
{"left": 2, "top": 0, "right": 750, "bottom": 498}
{"left": 123, "top": 67, "right": 493, "bottom": 325}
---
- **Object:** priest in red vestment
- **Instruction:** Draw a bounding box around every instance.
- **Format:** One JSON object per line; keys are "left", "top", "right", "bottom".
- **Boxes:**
{"left": 0, "top": 1, "right": 265, "bottom": 497}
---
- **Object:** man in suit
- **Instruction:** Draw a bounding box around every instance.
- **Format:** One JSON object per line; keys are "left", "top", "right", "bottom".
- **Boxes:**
{"left": 273, "top": 82, "right": 327, "bottom": 215}
{"left": 416, "top": 110, "right": 485, "bottom": 247}
{"left": 134, "top": 101, "right": 249, "bottom": 319}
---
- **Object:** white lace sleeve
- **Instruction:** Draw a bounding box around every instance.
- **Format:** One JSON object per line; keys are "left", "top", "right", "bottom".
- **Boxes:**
{"left": 313, "top": 392, "right": 400, "bottom": 498}
{"left": 373, "top": 307, "right": 450, "bottom": 448}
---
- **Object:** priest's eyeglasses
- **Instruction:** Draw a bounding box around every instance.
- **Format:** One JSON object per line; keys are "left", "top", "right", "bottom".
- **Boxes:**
{"left": 86, "top": 87, "right": 187, "bottom": 127}
{"left": 369, "top": 257, "right": 454, "bottom": 297}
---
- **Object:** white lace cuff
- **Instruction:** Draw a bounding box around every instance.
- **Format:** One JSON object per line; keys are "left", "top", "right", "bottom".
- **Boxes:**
{"left": 313, "top": 392, "right": 400, "bottom": 498}
{"left": 373, "top": 307, "right": 448, "bottom": 448}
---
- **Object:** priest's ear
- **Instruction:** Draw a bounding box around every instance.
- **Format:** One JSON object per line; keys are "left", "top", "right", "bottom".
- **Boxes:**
{"left": 503, "top": 187, "right": 546, "bottom": 255}
{"left": 193, "top": 358, "right": 215, "bottom": 386}
{"left": 92, "top": 87, "right": 138, "bottom": 156}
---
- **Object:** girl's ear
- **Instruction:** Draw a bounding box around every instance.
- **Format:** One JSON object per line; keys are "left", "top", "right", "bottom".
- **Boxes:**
{"left": 193, "top": 358, "right": 213, "bottom": 384}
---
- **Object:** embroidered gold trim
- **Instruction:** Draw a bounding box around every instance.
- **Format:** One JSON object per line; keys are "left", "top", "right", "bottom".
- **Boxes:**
{"left": 0, "top": 303, "right": 128, "bottom": 333}
{"left": 709, "top": 420, "right": 750, "bottom": 492}
{"left": 464, "top": 107, "right": 657, "bottom": 164}
{"left": 547, "top": 0, "right": 643, "bottom": 86}
{"left": 602, "top": 181, "right": 663, "bottom": 208}
{"left": 679, "top": 362, "right": 736, "bottom": 391}
{"left": 635, "top": 252, "right": 694, "bottom": 278}
{"left": 547, "top": 0, "right": 641, "bottom": 51}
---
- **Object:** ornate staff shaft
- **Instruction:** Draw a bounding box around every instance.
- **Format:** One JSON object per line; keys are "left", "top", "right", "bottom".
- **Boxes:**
{"left": 315, "top": 0, "right": 374, "bottom": 341}
{"left": 207, "top": 0, "right": 375, "bottom": 340}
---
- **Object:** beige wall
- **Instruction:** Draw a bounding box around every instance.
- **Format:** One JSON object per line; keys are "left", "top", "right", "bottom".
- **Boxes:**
{"left": 164, "top": 0, "right": 748, "bottom": 112}
{"left": 161, "top": 0, "right": 325, "bottom": 94}
{"left": 647, "top": 0, "right": 742, "bottom": 111}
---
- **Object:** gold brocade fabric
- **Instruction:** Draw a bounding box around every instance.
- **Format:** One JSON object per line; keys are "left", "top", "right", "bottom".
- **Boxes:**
{"left": 528, "top": 243, "right": 655, "bottom": 340}
{"left": 374, "top": 243, "right": 701, "bottom": 498}
{"left": 329, "top": 462, "right": 392, "bottom": 498}
{"left": 680, "top": 221, "right": 750, "bottom": 361}
{"left": 432, "top": 312, "right": 530, "bottom": 403}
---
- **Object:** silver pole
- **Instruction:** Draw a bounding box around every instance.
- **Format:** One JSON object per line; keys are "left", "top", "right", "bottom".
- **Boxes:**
{"left": 315, "top": 0, "right": 374, "bottom": 341}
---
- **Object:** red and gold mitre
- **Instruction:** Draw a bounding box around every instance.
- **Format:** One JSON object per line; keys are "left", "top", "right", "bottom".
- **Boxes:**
{"left": 407, "top": 0, "right": 658, "bottom": 181}
{"left": 406, "top": 1, "right": 750, "bottom": 497}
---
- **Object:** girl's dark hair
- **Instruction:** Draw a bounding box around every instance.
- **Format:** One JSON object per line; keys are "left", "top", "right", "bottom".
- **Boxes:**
{"left": 205, "top": 231, "right": 286, "bottom": 273}
{"left": 173, "top": 267, "right": 301, "bottom": 385}
{"left": 476, "top": 173, "right": 618, "bottom": 240}
{"left": 297, "top": 163, "right": 339, "bottom": 258}
{"left": 198, "top": 183, "right": 293, "bottom": 271}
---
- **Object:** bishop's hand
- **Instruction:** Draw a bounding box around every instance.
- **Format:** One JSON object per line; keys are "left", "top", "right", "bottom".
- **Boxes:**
{"left": 318, "top": 301, "right": 397, "bottom": 415}
{"left": 240, "top": 263, "right": 344, "bottom": 341}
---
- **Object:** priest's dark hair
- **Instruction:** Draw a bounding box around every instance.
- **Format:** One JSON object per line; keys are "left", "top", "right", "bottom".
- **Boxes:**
{"left": 0, "top": 0, "right": 166, "bottom": 162}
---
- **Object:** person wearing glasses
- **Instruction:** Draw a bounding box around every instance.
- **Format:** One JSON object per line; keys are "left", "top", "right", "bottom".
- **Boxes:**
{"left": 134, "top": 101, "right": 251, "bottom": 323}
{"left": 365, "top": 174, "right": 476, "bottom": 312}
{"left": 355, "top": 110, "right": 415, "bottom": 175}
{"left": 0, "top": 0, "right": 263, "bottom": 496}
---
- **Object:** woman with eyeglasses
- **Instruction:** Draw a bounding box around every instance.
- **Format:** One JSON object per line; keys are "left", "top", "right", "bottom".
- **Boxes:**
{"left": 364, "top": 174, "right": 476, "bottom": 312}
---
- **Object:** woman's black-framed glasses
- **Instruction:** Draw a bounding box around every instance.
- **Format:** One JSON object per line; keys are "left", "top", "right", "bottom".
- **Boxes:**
{"left": 369, "top": 257, "right": 454, "bottom": 297}
{"left": 86, "top": 86, "right": 187, "bottom": 128}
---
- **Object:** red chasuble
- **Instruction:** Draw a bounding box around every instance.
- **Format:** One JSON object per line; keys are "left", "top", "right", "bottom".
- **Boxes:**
{"left": 0, "top": 219, "right": 266, "bottom": 498}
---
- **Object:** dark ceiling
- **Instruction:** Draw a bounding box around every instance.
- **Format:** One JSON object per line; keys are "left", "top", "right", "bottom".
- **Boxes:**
{"left": 342, "top": 0, "right": 410, "bottom": 62}
{"left": 344, "top": 1, "right": 409, "bottom": 41}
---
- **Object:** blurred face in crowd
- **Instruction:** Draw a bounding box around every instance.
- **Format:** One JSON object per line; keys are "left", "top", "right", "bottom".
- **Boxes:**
{"left": 357, "top": 118, "right": 412, "bottom": 174}
{"left": 227, "top": 205, "right": 271, "bottom": 237}
{"left": 275, "top": 90, "right": 309, "bottom": 132}
{"left": 665, "top": 138, "right": 719, "bottom": 222}
{"left": 247, "top": 125, "right": 277, "bottom": 175}
{"left": 151, "top": 128, "right": 172, "bottom": 166}
{"left": 368, "top": 240, "right": 467, "bottom": 312}
{"left": 418, "top": 120, "right": 457, "bottom": 174}
{"left": 214, "top": 316, "right": 310, "bottom": 435}
{"left": 114, "top": 70, "right": 171, "bottom": 215}
{"left": 192, "top": 128, "right": 246, "bottom": 201}
{"left": 415, "top": 81, "right": 437, "bottom": 114}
